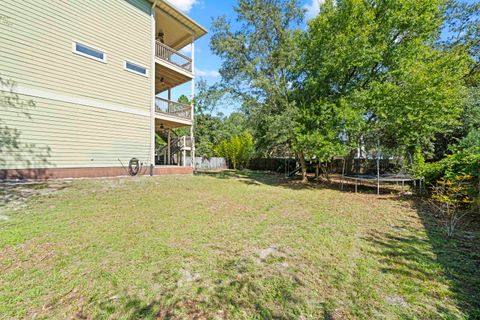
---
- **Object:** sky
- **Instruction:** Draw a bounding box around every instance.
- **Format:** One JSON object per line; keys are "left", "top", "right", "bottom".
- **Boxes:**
{"left": 165, "top": 0, "right": 320, "bottom": 114}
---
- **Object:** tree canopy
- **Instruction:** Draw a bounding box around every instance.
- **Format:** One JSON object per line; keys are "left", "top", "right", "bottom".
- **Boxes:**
{"left": 205, "top": 0, "right": 473, "bottom": 185}
{"left": 210, "top": 0, "right": 303, "bottom": 156}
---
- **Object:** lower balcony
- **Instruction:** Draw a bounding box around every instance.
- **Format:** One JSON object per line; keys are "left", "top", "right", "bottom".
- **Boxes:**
{"left": 154, "top": 97, "right": 192, "bottom": 125}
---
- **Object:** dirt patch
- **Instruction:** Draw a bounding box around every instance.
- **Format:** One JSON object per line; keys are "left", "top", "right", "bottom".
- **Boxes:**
{"left": 253, "top": 245, "right": 292, "bottom": 267}
{"left": 177, "top": 269, "right": 201, "bottom": 287}
{"left": 386, "top": 295, "right": 408, "bottom": 307}
{"left": 0, "top": 239, "right": 57, "bottom": 272}
{"left": 0, "top": 180, "right": 70, "bottom": 213}
{"left": 256, "top": 245, "right": 280, "bottom": 261}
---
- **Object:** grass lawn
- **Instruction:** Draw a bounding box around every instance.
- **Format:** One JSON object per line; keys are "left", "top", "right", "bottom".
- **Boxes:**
{"left": 1, "top": 171, "right": 479, "bottom": 319}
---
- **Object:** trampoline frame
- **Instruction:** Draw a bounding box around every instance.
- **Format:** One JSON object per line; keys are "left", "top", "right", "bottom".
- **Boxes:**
{"left": 338, "top": 136, "right": 426, "bottom": 195}
{"left": 341, "top": 174, "right": 423, "bottom": 194}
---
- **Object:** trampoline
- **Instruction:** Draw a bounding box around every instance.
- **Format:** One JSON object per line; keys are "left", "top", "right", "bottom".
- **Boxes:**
{"left": 334, "top": 133, "right": 426, "bottom": 195}
{"left": 342, "top": 173, "right": 423, "bottom": 195}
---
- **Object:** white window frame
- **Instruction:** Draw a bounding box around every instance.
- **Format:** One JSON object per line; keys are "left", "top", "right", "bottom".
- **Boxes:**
{"left": 72, "top": 41, "right": 107, "bottom": 63}
{"left": 123, "top": 59, "right": 149, "bottom": 78}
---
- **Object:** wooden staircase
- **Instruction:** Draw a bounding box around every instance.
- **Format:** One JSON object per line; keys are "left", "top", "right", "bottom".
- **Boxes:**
{"left": 155, "top": 130, "right": 192, "bottom": 166}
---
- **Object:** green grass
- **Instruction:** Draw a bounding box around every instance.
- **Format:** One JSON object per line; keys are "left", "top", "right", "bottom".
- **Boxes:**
{"left": 1, "top": 171, "right": 479, "bottom": 319}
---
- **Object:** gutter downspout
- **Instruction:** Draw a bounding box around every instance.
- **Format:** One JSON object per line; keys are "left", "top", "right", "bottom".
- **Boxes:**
{"left": 190, "top": 32, "right": 195, "bottom": 171}
{"left": 150, "top": 0, "right": 158, "bottom": 176}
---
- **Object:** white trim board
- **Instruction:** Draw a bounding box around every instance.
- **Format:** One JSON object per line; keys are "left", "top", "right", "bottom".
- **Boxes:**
{"left": 1, "top": 82, "right": 150, "bottom": 118}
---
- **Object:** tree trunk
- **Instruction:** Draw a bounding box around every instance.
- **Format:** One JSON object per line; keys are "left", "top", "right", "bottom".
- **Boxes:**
{"left": 298, "top": 151, "right": 308, "bottom": 183}
{"left": 315, "top": 161, "right": 320, "bottom": 182}
{"left": 321, "top": 162, "right": 331, "bottom": 182}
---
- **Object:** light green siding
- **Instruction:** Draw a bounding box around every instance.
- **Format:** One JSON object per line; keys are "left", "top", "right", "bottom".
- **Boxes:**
{"left": 0, "top": 92, "right": 151, "bottom": 169}
{"left": 0, "top": 0, "right": 153, "bottom": 169}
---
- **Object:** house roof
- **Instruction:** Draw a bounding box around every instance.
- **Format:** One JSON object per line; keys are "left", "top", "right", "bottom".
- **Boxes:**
{"left": 152, "top": 0, "right": 208, "bottom": 43}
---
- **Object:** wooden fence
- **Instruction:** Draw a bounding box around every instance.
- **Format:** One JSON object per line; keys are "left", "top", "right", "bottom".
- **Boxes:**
{"left": 186, "top": 157, "right": 228, "bottom": 171}
{"left": 248, "top": 158, "right": 297, "bottom": 173}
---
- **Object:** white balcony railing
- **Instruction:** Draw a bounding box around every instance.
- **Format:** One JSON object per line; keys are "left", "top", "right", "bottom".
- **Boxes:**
{"left": 155, "top": 41, "right": 192, "bottom": 73}
{"left": 155, "top": 97, "right": 192, "bottom": 120}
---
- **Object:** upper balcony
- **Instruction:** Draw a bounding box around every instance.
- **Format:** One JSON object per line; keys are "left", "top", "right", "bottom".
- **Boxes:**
{"left": 155, "top": 41, "right": 192, "bottom": 73}
{"left": 152, "top": 0, "right": 207, "bottom": 125}
{"left": 153, "top": 1, "right": 207, "bottom": 94}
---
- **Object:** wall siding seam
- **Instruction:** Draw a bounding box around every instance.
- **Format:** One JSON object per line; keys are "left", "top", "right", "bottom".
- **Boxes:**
{"left": 1, "top": 83, "right": 150, "bottom": 117}
{"left": 0, "top": 60, "right": 150, "bottom": 104}
{"left": 0, "top": 112, "right": 149, "bottom": 128}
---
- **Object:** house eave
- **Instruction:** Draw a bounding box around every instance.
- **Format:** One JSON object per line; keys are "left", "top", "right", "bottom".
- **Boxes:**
{"left": 150, "top": 0, "right": 208, "bottom": 40}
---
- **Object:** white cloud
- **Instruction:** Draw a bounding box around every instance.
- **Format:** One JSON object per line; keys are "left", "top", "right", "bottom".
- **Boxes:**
{"left": 168, "top": 0, "right": 198, "bottom": 13}
{"left": 180, "top": 45, "right": 192, "bottom": 54}
{"left": 303, "top": 0, "right": 324, "bottom": 20}
{"left": 180, "top": 44, "right": 199, "bottom": 54}
{"left": 180, "top": 45, "right": 202, "bottom": 56}
{"left": 195, "top": 68, "right": 220, "bottom": 78}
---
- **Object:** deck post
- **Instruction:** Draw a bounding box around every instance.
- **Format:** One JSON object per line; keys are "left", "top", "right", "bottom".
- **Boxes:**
{"left": 149, "top": 1, "right": 157, "bottom": 172}
{"left": 182, "top": 136, "right": 186, "bottom": 166}
{"left": 376, "top": 138, "right": 380, "bottom": 195}
{"left": 167, "top": 129, "right": 171, "bottom": 165}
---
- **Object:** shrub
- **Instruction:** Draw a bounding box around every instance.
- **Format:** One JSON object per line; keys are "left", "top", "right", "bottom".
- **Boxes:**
{"left": 214, "top": 132, "right": 254, "bottom": 169}
{"left": 431, "top": 175, "right": 475, "bottom": 237}
{"left": 421, "top": 144, "right": 479, "bottom": 204}
{"left": 413, "top": 133, "right": 479, "bottom": 237}
{"left": 453, "top": 128, "right": 480, "bottom": 152}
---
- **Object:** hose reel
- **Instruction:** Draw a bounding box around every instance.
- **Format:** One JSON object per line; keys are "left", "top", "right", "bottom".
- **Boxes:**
{"left": 128, "top": 158, "right": 141, "bottom": 176}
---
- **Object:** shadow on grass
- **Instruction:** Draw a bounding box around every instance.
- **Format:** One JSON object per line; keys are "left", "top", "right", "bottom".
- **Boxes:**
{"left": 365, "top": 196, "right": 480, "bottom": 318}
{"left": 0, "top": 180, "right": 70, "bottom": 215}
{"left": 196, "top": 169, "right": 334, "bottom": 192}
{"left": 98, "top": 256, "right": 308, "bottom": 319}
{"left": 197, "top": 170, "right": 480, "bottom": 318}
{"left": 98, "top": 282, "right": 303, "bottom": 319}
{"left": 196, "top": 169, "right": 409, "bottom": 195}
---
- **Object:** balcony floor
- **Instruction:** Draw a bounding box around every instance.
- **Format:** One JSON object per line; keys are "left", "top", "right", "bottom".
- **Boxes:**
{"left": 155, "top": 62, "right": 193, "bottom": 94}
{"left": 155, "top": 113, "right": 192, "bottom": 130}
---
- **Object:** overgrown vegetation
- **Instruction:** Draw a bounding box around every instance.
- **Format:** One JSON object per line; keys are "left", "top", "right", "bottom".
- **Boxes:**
{"left": 214, "top": 131, "right": 254, "bottom": 169}
{"left": 431, "top": 175, "right": 476, "bottom": 237}
{"left": 202, "top": 0, "right": 479, "bottom": 236}
{"left": 1, "top": 173, "right": 479, "bottom": 318}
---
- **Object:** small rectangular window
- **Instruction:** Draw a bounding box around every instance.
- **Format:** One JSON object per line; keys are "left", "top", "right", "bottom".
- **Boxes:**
{"left": 124, "top": 60, "right": 148, "bottom": 77}
{"left": 72, "top": 41, "right": 106, "bottom": 63}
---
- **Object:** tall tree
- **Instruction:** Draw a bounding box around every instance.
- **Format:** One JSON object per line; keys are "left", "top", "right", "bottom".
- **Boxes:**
{"left": 177, "top": 94, "right": 190, "bottom": 106}
{"left": 190, "top": 79, "right": 249, "bottom": 157}
{"left": 294, "top": 0, "right": 468, "bottom": 180}
{"left": 210, "top": 0, "right": 304, "bottom": 157}
{"left": 444, "top": 0, "right": 480, "bottom": 86}
{"left": 190, "top": 79, "right": 224, "bottom": 157}
{"left": 432, "top": 0, "right": 480, "bottom": 159}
